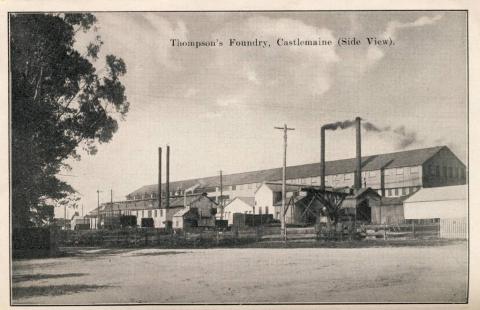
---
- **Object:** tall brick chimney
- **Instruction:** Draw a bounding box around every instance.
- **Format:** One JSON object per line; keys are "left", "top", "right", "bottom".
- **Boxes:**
{"left": 355, "top": 117, "right": 362, "bottom": 189}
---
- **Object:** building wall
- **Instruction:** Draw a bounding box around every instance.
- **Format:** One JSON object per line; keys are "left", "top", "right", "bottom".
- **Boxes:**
{"left": 220, "top": 199, "right": 254, "bottom": 225}
{"left": 184, "top": 196, "right": 217, "bottom": 228}
{"left": 254, "top": 185, "right": 277, "bottom": 218}
{"left": 404, "top": 199, "right": 467, "bottom": 220}
{"left": 422, "top": 147, "right": 466, "bottom": 188}
{"left": 371, "top": 204, "right": 404, "bottom": 224}
{"left": 173, "top": 215, "right": 184, "bottom": 229}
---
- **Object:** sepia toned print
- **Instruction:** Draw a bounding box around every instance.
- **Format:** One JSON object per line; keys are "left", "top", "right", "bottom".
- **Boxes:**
{"left": 9, "top": 11, "right": 468, "bottom": 305}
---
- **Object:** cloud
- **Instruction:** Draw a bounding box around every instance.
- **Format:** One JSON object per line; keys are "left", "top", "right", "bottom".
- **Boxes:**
{"left": 96, "top": 13, "right": 189, "bottom": 71}
{"left": 364, "top": 14, "right": 444, "bottom": 66}
{"left": 208, "top": 16, "right": 339, "bottom": 111}
{"left": 384, "top": 14, "right": 443, "bottom": 38}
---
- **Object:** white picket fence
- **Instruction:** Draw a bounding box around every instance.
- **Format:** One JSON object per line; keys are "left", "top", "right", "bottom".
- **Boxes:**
{"left": 440, "top": 218, "right": 467, "bottom": 239}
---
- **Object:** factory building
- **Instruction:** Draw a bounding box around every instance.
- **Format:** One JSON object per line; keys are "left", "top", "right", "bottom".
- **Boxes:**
{"left": 127, "top": 145, "right": 465, "bottom": 203}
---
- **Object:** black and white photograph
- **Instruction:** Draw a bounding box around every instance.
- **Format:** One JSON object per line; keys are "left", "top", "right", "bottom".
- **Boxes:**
{"left": 7, "top": 6, "right": 473, "bottom": 307}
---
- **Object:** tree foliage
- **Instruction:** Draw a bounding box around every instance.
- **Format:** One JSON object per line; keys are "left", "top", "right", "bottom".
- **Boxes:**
{"left": 11, "top": 13, "right": 129, "bottom": 227}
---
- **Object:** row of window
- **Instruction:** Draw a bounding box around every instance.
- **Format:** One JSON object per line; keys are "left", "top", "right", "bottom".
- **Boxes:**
{"left": 384, "top": 186, "right": 420, "bottom": 197}
{"left": 223, "top": 207, "right": 270, "bottom": 217}
{"left": 130, "top": 209, "right": 164, "bottom": 218}
{"left": 427, "top": 165, "right": 465, "bottom": 179}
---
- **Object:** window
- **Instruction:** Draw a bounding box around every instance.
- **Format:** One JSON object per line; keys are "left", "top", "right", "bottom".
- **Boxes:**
{"left": 435, "top": 166, "right": 440, "bottom": 177}
{"left": 142, "top": 210, "right": 144, "bottom": 218}
{"left": 259, "top": 207, "right": 262, "bottom": 214}
{"left": 160, "top": 209, "right": 163, "bottom": 217}
{"left": 387, "top": 189, "right": 392, "bottom": 197}
{"left": 461, "top": 169, "right": 465, "bottom": 179}
{"left": 396, "top": 168, "right": 404, "bottom": 175}
{"left": 402, "top": 188, "right": 407, "bottom": 196}
{"left": 148, "top": 210, "right": 152, "bottom": 218}
{"left": 176, "top": 221, "right": 179, "bottom": 227}
{"left": 394, "top": 188, "right": 399, "bottom": 196}
{"left": 443, "top": 167, "right": 447, "bottom": 178}
{"left": 410, "top": 167, "right": 419, "bottom": 174}
{"left": 265, "top": 206, "right": 269, "bottom": 214}
{"left": 154, "top": 210, "right": 157, "bottom": 217}
{"left": 231, "top": 185, "right": 236, "bottom": 190}
{"left": 448, "top": 167, "right": 453, "bottom": 178}
{"left": 336, "top": 174, "right": 343, "bottom": 180}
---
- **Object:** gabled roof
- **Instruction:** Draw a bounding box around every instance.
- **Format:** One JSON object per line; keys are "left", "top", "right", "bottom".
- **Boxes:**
{"left": 262, "top": 182, "right": 307, "bottom": 193}
{"left": 128, "top": 146, "right": 454, "bottom": 197}
{"left": 404, "top": 185, "right": 467, "bottom": 203}
{"left": 173, "top": 207, "right": 192, "bottom": 218}
{"left": 227, "top": 196, "right": 255, "bottom": 207}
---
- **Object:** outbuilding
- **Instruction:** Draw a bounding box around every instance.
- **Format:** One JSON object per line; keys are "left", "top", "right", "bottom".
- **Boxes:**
{"left": 220, "top": 197, "right": 255, "bottom": 226}
{"left": 403, "top": 185, "right": 467, "bottom": 238}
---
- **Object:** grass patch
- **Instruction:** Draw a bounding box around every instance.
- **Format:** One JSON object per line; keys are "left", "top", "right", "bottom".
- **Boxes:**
{"left": 12, "top": 284, "right": 112, "bottom": 300}
{"left": 12, "top": 273, "right": 88, "bottom": 283}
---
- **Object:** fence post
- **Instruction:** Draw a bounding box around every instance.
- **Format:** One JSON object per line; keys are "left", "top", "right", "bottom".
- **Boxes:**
{"left": 437, "top": 220, "right": 441, "bottom": 239}
{"left": 384, "top": 224, "right": 387, "bottom": 240}
{"left": 412, "top": 221, "right": 416, "bottom": 239}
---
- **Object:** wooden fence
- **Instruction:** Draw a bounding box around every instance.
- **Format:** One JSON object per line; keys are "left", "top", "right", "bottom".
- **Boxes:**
{"left": 440, "top": 218, "right": 467, "bottom": 239}
{"left": 56, "top": 219, "right": 467, "bottom": 248}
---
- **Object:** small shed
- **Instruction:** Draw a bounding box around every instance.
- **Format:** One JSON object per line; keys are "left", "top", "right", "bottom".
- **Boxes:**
{"left": 371, "top": 196, "right": 409, "bottom": 224}
{"left": 172, "top": 193, "right": 218, "bottom": 231}
{"left": 340, "top": 188, "right": 381, "bottom": 223}
{"left": 221, "top": 197, "right": 255, "bottom": 225}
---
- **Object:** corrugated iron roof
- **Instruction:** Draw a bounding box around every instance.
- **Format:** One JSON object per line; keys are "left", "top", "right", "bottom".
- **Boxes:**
{"left": 129, "top": 146, "right": 450, "bottom": 197}
{"left": 404, "top": 185, "right": 466, "bottom": 203}
{"left": 380, "top": 196, "right": 411, "bottom": 206}
{"left": 235, "top": 197, "right": 255, "bottom": 207}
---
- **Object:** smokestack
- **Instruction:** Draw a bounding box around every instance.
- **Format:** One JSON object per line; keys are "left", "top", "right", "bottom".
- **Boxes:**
{"left": 355, "top": 117, "right": 362, "bottom": 189}
{"left": 158, "top": 147, "right": 162, "bottom": 208}
{"left": 320, "top": 126, "right": 326, "bottom": 190}
{"left": 166, "top": 145, "right": 170, "bottom": 209}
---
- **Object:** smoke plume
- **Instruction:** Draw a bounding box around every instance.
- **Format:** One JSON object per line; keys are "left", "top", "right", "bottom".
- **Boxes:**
{"left": 322, "top": 119, "right": 356, "bottom": 131}
{"left": 362, "top": 121, "right": 418, "bottom": 149}
{"left": 323, "top": 119, "right": 419, "bottom": 149}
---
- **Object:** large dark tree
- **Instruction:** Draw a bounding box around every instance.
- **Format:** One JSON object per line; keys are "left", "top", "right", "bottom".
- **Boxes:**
{"left": 10, "top": 13, "right": 129, "bottom": 228}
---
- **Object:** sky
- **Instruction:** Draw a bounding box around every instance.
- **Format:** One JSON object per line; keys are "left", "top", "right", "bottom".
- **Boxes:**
{"left": 57, "top": 11, "right": 467, "bottom": 217}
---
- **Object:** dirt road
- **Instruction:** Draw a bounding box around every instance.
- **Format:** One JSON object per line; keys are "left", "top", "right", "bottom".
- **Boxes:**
{"left": 12, "top": 242, "right": 468, "bottom": 304}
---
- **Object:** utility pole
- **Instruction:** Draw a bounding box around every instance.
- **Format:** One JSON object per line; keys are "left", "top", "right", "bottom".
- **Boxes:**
{"left": 110, "top": 189, "right": 114, "bottom": 218}
{"left": 274, "top": 124, "right": 295, "bottom": 242}
{"left": 219, "top": 170, "right": 224, "bottom": 220}
{"left": 166, "top": 145, "right": 170, "bottom": 209}
{"left": 158, "top": 147, "right": 162, "bottom": 209}
{"left": 97, "top": 190, "right": 102, "bottom": 230}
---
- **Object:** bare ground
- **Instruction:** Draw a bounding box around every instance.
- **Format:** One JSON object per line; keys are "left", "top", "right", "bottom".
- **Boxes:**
{"left": 11, "top": 242, "right": 468, "bottom": 304}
